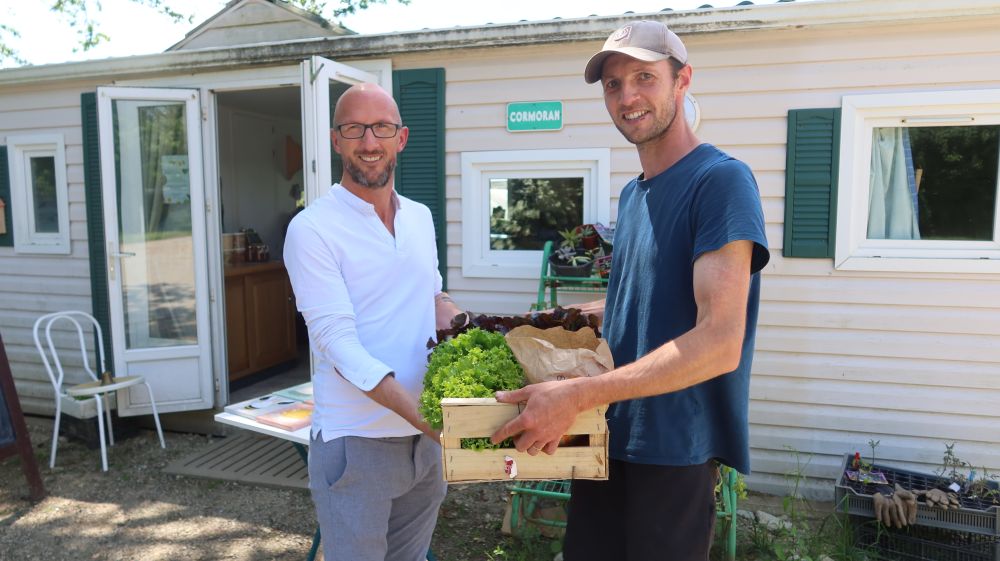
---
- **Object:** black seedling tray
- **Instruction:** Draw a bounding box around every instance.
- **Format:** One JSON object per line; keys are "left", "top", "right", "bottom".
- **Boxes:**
{"left": 836, "top": 453, "right": 1000, "bottom": 536}
{"left": 853, "top": 516, "right": 1000, "bottom": 561}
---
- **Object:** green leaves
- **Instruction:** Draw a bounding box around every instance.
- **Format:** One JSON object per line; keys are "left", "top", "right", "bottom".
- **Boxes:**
{"left": 419, "top": 328, "right": 524, "bottom": 432}
{"left": 1, "top": 1, "right": 408, "bottom": 67}
{"left": 289, "top": 0, "right": 411, "bottom": 19}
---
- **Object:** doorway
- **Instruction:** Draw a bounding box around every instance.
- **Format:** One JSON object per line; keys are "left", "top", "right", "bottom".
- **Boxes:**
{"left": 105, "top": 58, "right": 384, "bottom": 411}
{"left": 214, "top": 86, "right": 310, "bottom": 401}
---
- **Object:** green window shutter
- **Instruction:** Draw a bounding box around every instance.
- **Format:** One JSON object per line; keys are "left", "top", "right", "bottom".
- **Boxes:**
{"left": 81, "top": 92, "right": 114, "bottom": 370}
{"left": 393, "top": 68, "right": 446, "bottom": 287}
{"left": 0, "top": 145, "right": 12, "bottom": 247}
{"left": 784, "top": 108, "right": 841, "bottom": 258}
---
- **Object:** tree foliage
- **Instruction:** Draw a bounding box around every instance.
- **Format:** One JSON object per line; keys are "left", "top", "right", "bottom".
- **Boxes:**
{"left": 289, "top": 0, "right": 410, "bottom": 18}
{"left": 1, "top": 0, "right": 410, "bottom": 67}
{"left": 908, "top": 125, "right": 999, "bottom": 241}
{"left": 53, "top": 0, "right": 191, "bottom": 53}
{"left": 489, "top": 178, "right": 584, "bottom": 251}
{"left": 0, "top": 23, "right": 23, "bottom": 65}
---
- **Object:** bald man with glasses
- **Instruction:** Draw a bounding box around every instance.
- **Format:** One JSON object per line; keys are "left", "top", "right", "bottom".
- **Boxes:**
{"left": 284, "top": 83, "right": 462, "bottom": 561}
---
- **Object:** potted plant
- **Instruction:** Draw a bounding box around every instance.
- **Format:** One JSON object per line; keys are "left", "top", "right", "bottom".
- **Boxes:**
{"left": 549, "top": 246, "right": 594, "bottom": 277}
{"left": 557, "top": 228, "right": 582, "bottom": 250}
{"left": 574, "top": 224, "right": 601, "bottom": 251}
{"left": 594, "top": 254, "right": 612, "bottom": 278}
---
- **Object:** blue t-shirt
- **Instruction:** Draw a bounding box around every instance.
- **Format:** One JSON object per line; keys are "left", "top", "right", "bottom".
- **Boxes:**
{"left": 602, "top": 143, "right": 770, "bottom": 475}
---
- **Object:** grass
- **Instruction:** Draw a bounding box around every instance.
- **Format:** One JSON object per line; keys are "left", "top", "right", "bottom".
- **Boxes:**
{"left": 737, "top": 449, "right": 871, "bottom": 561}
{"left": 486, "top": 532, "right": 561, "bottom": 561}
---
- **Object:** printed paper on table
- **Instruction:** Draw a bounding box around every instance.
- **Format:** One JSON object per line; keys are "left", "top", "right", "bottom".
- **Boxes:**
{"left": 273, "top": 382, "right": 314, "bottom": 405}
{"left": 224, "top": 395, "right": 299, "bottom": 420}
{"left": 256, "top": 403, "right": 314, "bottom": 431}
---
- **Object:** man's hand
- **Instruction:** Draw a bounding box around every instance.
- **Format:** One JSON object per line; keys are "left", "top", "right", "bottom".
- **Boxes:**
{"left": 365, "top": 373, "right": 440, "bottom": 445}
{"left": 490, "top": 380, "right": 581, "bottom": 455}
{"left": 435, "top": 292, "right": 464, "bottom": 331}
{"left": 413, "top": 418, "right": 442, "bottom": 443}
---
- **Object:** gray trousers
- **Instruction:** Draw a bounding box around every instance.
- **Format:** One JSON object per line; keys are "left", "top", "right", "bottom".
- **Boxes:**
{"left": 308, "top": 433, "right": 447, "bottom": 561}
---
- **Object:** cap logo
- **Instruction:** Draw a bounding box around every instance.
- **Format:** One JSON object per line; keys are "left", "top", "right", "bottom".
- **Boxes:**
{"left": 612, "top": 25, "right": 632, "bottom": 43}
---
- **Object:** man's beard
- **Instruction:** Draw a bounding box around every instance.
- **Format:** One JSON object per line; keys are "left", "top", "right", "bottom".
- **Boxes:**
{"left": 615, "top": 92, "right": 678, "bottom": 147}
{"left": 344, "top": 157, "right": 396, "bottom": 189}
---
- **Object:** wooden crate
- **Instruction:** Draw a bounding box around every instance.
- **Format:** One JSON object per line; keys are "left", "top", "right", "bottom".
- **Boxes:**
{"left": 440, "top": 398, "right": 608, "bottom": 483}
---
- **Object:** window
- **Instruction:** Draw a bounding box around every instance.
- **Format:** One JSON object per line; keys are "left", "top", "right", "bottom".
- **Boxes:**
{"left": 836, "top": 90, "right": 1000, "bottom": 272}
{"left": 461, "top": 149, "right": 610, "bottom": 278}
{"left": 5, "top": 135, "right": 70, "bottom": 254}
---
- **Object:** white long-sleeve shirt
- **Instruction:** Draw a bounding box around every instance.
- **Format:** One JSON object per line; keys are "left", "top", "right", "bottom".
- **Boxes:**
{"left": 283, "top": 184, "right": 441, "bottom": 441}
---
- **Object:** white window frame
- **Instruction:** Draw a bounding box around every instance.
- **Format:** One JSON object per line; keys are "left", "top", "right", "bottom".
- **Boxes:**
{"left": 461, "top": 148, "right": 611, "bottom": 279}
{"left": 6, "top": 134, "right": 70, "bottom": 254}
{"left": 836, "top": 90, "right": 1000, "bottom": 273}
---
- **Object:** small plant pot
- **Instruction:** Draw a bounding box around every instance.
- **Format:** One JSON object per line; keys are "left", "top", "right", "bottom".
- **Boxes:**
{"left": 593, "top": 254, "right": 612, "bottom": 278}
{"left": 549, "top": 255, "right": 594, "bottom": 277}
{"left": 575, "top": 225, "right": 601, "bottom": 251}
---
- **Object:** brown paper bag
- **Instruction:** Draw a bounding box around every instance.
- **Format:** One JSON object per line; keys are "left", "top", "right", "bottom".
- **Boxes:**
{"left": 505, "top": 325, "right": 614, "bottom": 384}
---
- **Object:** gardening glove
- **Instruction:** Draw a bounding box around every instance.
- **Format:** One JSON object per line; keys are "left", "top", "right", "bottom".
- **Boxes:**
{"left": 918, "top": 488, "right": 960, "bottom": 510}
{"left": 873, "top": 486, "right": 905, "bottom": 528}
{"left": 894, "top": 484, "right": 918, "bottom": 525}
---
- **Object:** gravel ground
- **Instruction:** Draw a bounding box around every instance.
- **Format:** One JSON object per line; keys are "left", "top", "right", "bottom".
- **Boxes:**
{"left": 1, "top": 415, "right": 827, "bottom": 561}
{"left": 0, "top": 416, "right": 523, "bottom": 561}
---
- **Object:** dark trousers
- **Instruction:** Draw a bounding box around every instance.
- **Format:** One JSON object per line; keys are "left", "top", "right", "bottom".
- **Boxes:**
{"left": 563, "top": 459, "right": 718, "bottom": 561}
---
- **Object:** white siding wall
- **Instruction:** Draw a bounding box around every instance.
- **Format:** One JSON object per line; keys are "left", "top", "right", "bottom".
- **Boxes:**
{"left": 394, "top": 17, "right": 1000, "bottom": 499}
{"left": 0, "top": 83, "right": 98, "bottom": 415}
{"left": 395, "top": 44, "right": 636, "bottom": 313}
{"left": 1, "top": 5, "right": 997, "bottom": 499}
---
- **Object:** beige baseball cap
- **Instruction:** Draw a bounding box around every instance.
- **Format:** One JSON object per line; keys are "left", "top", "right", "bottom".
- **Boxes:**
{"left": 584, "top": 20, "right": 688, "bottom": 84}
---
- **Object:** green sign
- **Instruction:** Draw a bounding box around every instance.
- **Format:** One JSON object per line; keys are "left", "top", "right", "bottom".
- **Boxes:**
{"left": 507, "top": 101, "right": 563, "bottom": 132}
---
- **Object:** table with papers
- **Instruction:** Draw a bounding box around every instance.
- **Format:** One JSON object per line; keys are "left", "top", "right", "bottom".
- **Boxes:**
{"left": 214, "top": 382, "right": 438, "bottom": 561}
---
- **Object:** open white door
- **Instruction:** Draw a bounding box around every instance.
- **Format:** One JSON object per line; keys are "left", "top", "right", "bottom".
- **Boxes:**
{"left": 97, "top": 87, "right": 213, "bottom": 415}
{"left": 300, "top": 56, "right": 379, "bottom": 203}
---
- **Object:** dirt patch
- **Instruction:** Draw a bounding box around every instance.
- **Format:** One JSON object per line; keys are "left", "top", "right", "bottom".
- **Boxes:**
{"left": 0, "top": 416, "right": 536, "bottom": 561}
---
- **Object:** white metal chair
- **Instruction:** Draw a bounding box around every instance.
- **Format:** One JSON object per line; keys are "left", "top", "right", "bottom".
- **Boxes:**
{"left": 33, "top": 310, "right": 165, "bottom": 472}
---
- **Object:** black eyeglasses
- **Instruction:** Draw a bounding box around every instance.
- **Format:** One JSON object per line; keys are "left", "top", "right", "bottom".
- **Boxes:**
{"left": 335, "top": 123, "right": 402, "bottom": 139}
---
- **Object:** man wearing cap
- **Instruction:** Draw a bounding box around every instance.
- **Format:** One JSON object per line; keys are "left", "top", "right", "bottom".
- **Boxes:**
{"left": 492, "top": 20, "right": 770, "bottom": 560}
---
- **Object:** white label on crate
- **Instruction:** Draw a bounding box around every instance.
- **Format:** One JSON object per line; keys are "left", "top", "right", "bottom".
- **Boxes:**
{"left": 948, "top": 482, "right": 961, "bottom": 493}
{"left": 504, "top": 455, "right": 518, "bottom": 479}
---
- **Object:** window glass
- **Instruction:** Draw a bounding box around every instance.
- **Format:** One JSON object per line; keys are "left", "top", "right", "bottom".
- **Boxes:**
{"left": 489, "top": 177, "right": 584, "bottom": 250}
{"left": 868, "top": 125, "right": 998, "bottom": 242}
{"left": 29, "top": 155, "right": 58, "bottom": 233}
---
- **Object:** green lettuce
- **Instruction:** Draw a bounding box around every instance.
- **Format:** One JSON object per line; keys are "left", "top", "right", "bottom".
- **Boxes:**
{"left": 419, "top": 328, "right": 524, "bottom": 447}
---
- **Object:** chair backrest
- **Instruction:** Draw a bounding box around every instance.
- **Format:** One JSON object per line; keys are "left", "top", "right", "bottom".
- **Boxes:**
{"left": 32, "top": 311, "right": 107, "bottom": 395}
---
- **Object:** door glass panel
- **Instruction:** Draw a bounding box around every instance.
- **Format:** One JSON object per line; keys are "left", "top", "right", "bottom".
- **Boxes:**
{"left": 112, "top": 99, "right": 197, "bottom": 349}
{"left": 328, "top": 81, "right": 350, "bottom": 185}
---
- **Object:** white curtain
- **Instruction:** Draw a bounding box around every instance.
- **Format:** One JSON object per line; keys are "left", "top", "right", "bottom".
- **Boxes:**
{"left": 868, "top": 127, "right": 921, "bottom": 240}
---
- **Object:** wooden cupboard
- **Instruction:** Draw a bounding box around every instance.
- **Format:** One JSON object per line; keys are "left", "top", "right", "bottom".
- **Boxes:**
{"left": 224, "top": 261, "right": 297, "bottom": 381}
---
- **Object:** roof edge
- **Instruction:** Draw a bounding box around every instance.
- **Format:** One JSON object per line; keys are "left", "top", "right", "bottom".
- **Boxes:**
{"left": 168, "top": 0, "right": 350, "bottom": 52}
{"left": 3, "top": 0, "right": 1000, "bottom": 87}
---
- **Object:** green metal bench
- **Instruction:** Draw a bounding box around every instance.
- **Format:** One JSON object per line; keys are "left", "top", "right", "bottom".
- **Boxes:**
{"left": 534, "top": 240, "right": 609, "bottom": 311}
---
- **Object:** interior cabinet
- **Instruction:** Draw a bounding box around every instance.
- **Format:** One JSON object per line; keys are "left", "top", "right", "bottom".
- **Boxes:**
{"left": 225, "top": 261, "right": 297, "bottom": 381}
